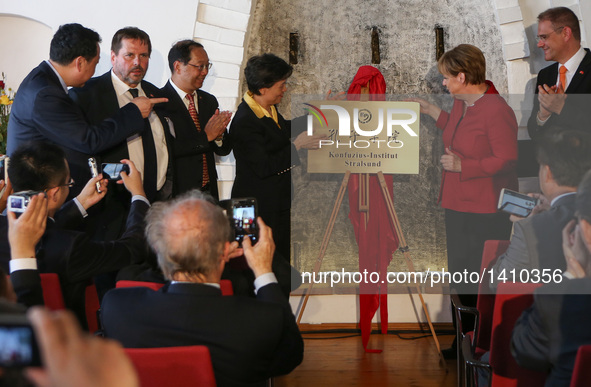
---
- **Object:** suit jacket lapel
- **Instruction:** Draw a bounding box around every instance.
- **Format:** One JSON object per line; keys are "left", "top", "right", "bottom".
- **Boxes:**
{"left": 566, "top": 49, "right": 591, "bottom": 93}
{"left": 100, "top": 72, "right": 122, "bottom": 117}
{"left": 165, "top": 82, "right": 196, "bottom": 134}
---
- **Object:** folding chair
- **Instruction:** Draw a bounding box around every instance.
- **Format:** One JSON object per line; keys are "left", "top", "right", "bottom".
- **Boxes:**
{"left": 451, "top": 240, "right": 510, "bottom": 386}
{"left": 462, "top": 282, "right": 546, "bottom": 386}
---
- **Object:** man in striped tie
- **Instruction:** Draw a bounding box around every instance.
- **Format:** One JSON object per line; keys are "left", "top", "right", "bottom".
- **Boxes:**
{"left": 160, "top": 40, "right": 232, "bottom": 201}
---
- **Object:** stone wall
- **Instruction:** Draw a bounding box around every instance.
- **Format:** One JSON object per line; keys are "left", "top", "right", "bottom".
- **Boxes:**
{"left": 244, "top": 0, "right": 508, "bottom": 277}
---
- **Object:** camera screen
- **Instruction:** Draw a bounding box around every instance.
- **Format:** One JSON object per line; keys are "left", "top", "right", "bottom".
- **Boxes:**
{"left": 499, "top": 189, "right": 537, "bottom": 217}
{"left": 102, "top": 163, "right": 126, "bottom": 180}
{"left": 232, "top": 204, "right": 256, "bottom": 242}
{"left": 0, "top": 326, "right": 35, "bottom": 367}
{"left": 8, "top": 196, "right": 25, "bottom": 211}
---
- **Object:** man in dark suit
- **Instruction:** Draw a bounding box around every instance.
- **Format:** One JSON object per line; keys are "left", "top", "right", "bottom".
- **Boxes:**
{"left": 160, "top": 40, "right": 232, "bottom": 200}
{"left": 101, "top": 191, "right": 303, "bottom": 387}
{"left": 6, "top": 23, "right": 164, "bottom": 198}
{"left": 527, "top": 7, "right": 591, "bottom": 139}
{"left": 491, "top": 129, "right": 591, "bottom": 290}
{"left": 70, "top": 27, "right": 173, "bottom": 242}
{"left": 512, "top": 169, "right": 591, "bottom": 387}
{"left": 1, "top": 142, "right": 150, "bottom": 327}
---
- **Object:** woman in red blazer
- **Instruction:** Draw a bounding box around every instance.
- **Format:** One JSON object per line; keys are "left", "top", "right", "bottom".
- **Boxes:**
{"left": 412, "top": 44, "right": 518, "bottom": 355}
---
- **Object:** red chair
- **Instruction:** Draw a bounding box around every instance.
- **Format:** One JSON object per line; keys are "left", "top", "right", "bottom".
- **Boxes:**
{"left": 85, "top": 283, "right": 101, "bottom": 334}
{"left": 39, "top": 273, "right": 66, "bottom": 310}
{"left": 116, "top": 280, "right": 234, "bottom": 295}
{"left": 451, "top": 240, "right": 510, "bottom": 386}
{"left": 116, "top": 280, "right": 164, "bottom": 291}
{"left": 570, "top": 345, "right": 591, "bottom": 387}
{"left": 475, "top": 240, "right": 510, "bottom": 352}
{"left": 463, "top": 282, "right": 546, "bottom": 387}
{"left": 219, "top": 279, "right": 234, "bottom": 296}
{"left": 124, "top": 346, "right": 216, "bottom": 387}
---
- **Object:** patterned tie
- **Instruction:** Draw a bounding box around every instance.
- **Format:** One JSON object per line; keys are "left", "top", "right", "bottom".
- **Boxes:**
{"left": 129, "top": 88, "right": 158, "bottom": 201}
{"left": 559, "top": 65, "right": 568, "bottom": 91}
{"left": 186, "top": 93, "right": 209, "bottom": 186}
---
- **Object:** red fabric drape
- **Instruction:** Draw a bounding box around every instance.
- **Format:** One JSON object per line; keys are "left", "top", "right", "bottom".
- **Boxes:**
{"left": 346, "top": 66, "right": 399, "bottom": 353}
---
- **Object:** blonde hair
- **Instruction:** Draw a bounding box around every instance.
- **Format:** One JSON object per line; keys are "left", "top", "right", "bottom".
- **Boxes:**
{"left": 437, "top": 44, "right": 486, "bottom": 85}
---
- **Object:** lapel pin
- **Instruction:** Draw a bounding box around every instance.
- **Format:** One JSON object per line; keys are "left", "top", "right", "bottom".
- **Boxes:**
{"left": 580, "top": 71, "right": 584, "bottom": 75}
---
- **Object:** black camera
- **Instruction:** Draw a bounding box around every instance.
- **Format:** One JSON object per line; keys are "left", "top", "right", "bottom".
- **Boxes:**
{"left": 498, "top": 188, "right": 538, "bottom": 217}
{"left": 7, "top": 191, "right": 43, "bottom": 213}
{"left": 101, "top": 163, "right": 130, "bottom": 181}
{"left": 220, "top": 198, "right": 259, "bottom": 245}
{"left": 0, "top": 315, "right": 41, "bottom": 368}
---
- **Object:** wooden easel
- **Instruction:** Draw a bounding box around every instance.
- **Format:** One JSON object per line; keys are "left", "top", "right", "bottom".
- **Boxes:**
{"left": 296, "top": 85, "right": 445, "bottom": 366}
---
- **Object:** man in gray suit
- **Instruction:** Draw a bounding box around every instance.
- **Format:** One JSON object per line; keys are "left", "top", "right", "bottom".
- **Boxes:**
{"left": 490, "top": 129, "right": 591, "bottom": 290}
{"left": 511, "top": 169, "right": 591, "bottom": 387}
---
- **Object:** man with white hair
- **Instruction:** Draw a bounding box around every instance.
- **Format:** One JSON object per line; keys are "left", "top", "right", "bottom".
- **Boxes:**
{"left": 100, "top": 190, "right": 303, "bottom": 387}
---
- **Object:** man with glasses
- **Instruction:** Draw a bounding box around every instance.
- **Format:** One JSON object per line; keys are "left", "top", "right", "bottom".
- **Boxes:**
{"left": 527, "top": 7, "right": 591, "bottom": 139}
{"left": 160, "top": 40, "right": 232, "bottom": 200}
{"left": 0, "top": 141, "right": 149, "bottom": 328}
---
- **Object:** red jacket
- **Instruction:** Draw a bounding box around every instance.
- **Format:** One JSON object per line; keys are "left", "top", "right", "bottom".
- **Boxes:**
{"left": 436, "top": 81, "right": 518, "bottom": 213}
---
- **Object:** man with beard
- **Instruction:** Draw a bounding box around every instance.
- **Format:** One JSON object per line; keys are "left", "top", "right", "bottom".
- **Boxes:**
{"left": 70, "top": 27, "right": 174, "bottom": 241}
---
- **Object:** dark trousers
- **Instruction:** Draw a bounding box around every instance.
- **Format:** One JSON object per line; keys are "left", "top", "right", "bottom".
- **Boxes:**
{"left": 445, "top": 209, "right": 512, "bottom": 335}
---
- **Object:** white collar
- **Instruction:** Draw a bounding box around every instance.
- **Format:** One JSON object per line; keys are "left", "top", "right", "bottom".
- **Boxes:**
{"left": 561, "top": 46, "right": 586, "bottom": 73}
{"left": 111, "top": 70, "right": 144, "bottom": 97}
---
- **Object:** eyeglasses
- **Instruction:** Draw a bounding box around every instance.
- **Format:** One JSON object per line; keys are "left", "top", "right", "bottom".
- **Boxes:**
{"left": 58, "top": 178, "right": 75, "bottom": 189}
{"left": 186, "top": 62, "right": 212, "bottom": 71}
{"left": 536, "top": 26, "right": 564, "bottom": 42}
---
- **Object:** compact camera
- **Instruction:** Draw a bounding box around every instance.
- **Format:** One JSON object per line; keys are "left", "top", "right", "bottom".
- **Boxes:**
{"left": 7, "top": 191, "right": 44, "bottom": 213}
{"left": 498, "top": 188, "right": 538, "bottom": 217}
{"left": 220, "top": 198, "right": 259, "bottom": 245}
{"left": 0, "top": 315, "right": 41, "bottom": 368}
{"left": 88, "top": 157, "right": 102, "bottom": 193}
{"left": 101, "top": 163, "right": 130, "bottom": 181}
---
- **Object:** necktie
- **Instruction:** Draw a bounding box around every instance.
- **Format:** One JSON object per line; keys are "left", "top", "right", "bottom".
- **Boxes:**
{"left": 185, "top": 93, "right": 210, "bottom": 186}
{"left": 559, "top": 65, "right": 568, "bottom": 91}
{"left": 129, "top": 88, "right": 158, "bottom": 201}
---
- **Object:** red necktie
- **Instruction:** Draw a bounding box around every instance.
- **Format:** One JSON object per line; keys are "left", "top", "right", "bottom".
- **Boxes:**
{"left": 559, "top": 65, "right": 567, "bottom": 91}
{"left": 186, "top": 93, "right": 209, "bottom": 186}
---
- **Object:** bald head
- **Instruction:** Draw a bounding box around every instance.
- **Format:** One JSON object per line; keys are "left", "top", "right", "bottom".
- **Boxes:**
{"left": 145, "top": 190, "right": 230, "bottom": 280}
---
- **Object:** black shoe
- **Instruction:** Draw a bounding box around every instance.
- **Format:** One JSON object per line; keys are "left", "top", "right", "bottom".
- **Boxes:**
{"left": 441, "top": 346, "right": 457, "bottom": 360}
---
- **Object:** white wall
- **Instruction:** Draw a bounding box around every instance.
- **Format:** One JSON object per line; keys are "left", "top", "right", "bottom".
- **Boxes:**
{"left": 0, "top": 15, "right": 52, "bottom": 92}
{"left": 0, "top": 0, "right": 199, "bottom": 88}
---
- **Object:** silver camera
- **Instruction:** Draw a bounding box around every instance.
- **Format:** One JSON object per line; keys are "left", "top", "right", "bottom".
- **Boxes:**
{"left": 7, "top": 191, "right": 44, "bottom": 213}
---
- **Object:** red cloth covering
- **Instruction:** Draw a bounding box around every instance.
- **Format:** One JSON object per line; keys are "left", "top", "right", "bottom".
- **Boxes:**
{"left": 346, "top": 66, "right": 399, "bottom": 353}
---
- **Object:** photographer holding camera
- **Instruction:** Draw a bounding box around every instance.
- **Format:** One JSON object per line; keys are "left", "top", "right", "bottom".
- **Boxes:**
{"left": 0, "top": 141, "right": 149, "bottom": 328}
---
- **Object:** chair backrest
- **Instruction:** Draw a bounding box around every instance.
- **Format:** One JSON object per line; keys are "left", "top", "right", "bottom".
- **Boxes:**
{"left": 489, "top": 282, "right": 546, "bottom": 387}
{"left": 570, "top": 345, "right": 591, "bottom": 387}
{"left": 116, "top": 280, "right": 234, "bottom": 296}
{"left": 475, "top": 240, "right": 510, "bottom": 352}
{"left": 116, "top": 280, "right": 164, "bottom": 291}
{"left": 219, "top": 279, "right": 234, "bottom": 296}
{"left": 39, "top": 273, "right": 66, "bottom": 310}
{"left": 124, "top": 346, "right": 216, "bottom": 387}
{"left": 85, "top": 283, "right": 101, "bottom": 334}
